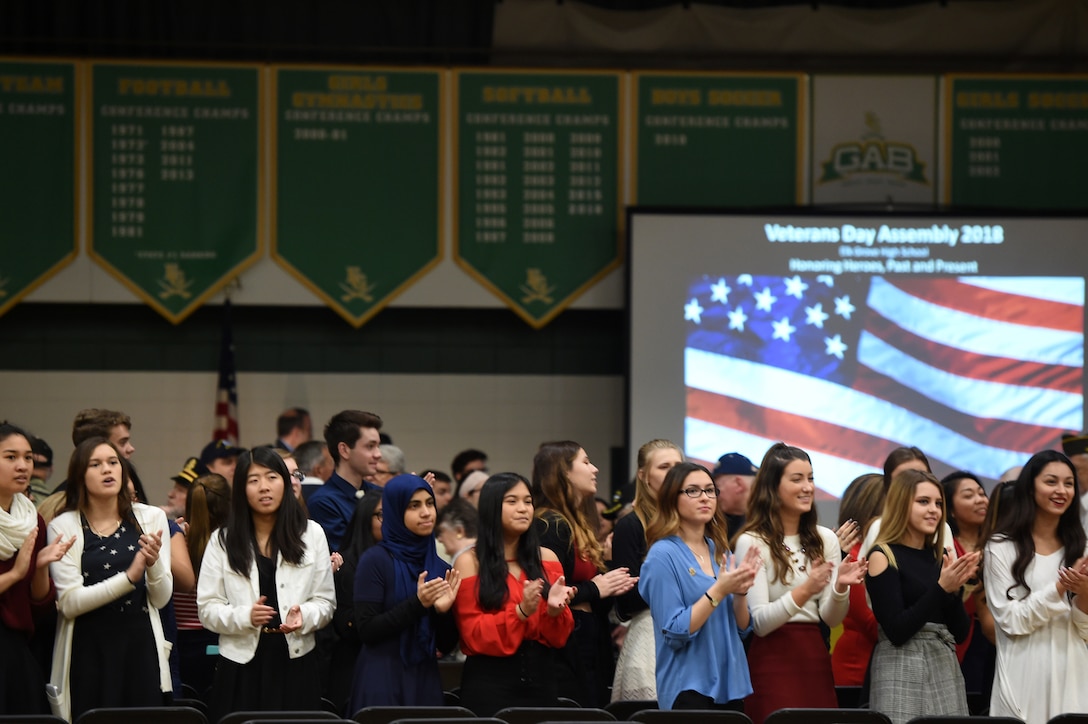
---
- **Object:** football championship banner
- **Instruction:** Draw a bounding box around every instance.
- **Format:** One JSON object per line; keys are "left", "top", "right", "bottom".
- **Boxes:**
{"left": 88, "top": 61, "right": 263, "bottom": 324}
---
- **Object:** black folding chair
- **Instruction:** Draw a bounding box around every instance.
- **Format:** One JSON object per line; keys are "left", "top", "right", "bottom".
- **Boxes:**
{"left": 604, "top": 700, "right": 658, "bottom": 721}
{"left": 76, "top": 707, "right": 208, "bottom": 724}
{"left": 630, "top": 710, "right": 751, "bottom": 724}
{"left": 352, "top": 707, "right": 476, "bottom": 724}
{"left": 494, "top": 708, "right": 615, "bottom": 724}
{"left": 765, "top": 709, "right": 892, "bottom": 724}
{"left": 906, "top": 718, "right": 1023, "bottom": 724}
{"left": 219, "top": 711, "right": 339, "bottom": 724}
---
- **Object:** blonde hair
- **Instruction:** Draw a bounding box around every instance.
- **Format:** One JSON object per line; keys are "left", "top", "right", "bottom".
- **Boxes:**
{"left": 873, "top": 468, "right": 945, "bottom": 569}
{"left": 632, "top": 439, "right": 683, "bottom": 529}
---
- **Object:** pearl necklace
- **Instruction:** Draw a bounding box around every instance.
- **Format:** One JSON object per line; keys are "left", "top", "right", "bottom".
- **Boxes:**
{"left": 784, "top": 541, "right": 807, "bottom": 572}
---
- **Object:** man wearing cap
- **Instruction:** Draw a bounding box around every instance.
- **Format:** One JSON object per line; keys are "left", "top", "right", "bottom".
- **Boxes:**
{"left": 165, "top": 456, "right": 201, "bottom": 519}
{"left": 713, "top": 452, "right": 758, "bottom": 539}
{"left": 198, "top": 439, "right": 245, "bottom": 482}
{"left": 1060, "top": 432, "right": 1088, "bottom": 528}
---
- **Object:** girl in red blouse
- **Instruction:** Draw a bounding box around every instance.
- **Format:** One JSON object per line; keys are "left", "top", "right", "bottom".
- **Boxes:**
{"left": 453, "top": 472, "right": 576, "bottom": 716}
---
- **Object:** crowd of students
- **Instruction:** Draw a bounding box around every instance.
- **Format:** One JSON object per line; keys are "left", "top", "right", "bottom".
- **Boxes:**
{"left": 3, "top": 412, "right": 1088, "bottom": 724}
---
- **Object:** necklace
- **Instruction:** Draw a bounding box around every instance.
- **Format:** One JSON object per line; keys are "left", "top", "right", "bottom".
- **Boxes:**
{"left": 783, "top": 541, "right": 807, "bottom": 572}
{"left": 88, "top": 518, "right": 121, "bottom": 538}
{"left": 684, "top": 540, "right": 708, "bottom": 563}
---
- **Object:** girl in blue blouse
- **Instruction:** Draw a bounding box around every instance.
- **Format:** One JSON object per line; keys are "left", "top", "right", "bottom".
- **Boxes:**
{"left": 639, "top": 462, "right": 761, "bottom": 711}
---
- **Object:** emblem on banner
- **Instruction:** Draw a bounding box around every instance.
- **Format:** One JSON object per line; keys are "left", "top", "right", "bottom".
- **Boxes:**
{"left": 819, "top": 112, "right": 928, "bottom": 185}
{"left": 520, "top": 268, "right": 555, "bottom": 305}
{"left": 340, "top": 266, "right": 376, "bottom": 303}
{"left": 158, "top": 263, "right": 194, "bottom": 299}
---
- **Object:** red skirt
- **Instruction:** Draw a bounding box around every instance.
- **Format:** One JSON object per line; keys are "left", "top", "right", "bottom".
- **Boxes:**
{"left": 745, "top": 622, "right": 837, "bottom": 724}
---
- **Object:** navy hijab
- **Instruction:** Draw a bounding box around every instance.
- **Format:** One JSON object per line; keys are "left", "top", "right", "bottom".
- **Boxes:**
{"left": 379, "top": 474, "right": 449, "bottom": 665}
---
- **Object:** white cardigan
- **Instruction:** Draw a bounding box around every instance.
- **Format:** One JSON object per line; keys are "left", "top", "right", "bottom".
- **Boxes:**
{"left": 47, "top": 504, "right": 173, "bottom": 722}
{"left": 197, "top": 519, "right": 335, "bottom": 664}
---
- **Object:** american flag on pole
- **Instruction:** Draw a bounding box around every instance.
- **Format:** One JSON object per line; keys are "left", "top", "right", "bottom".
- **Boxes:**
{"left": 684, "top": 273, "right": 1083, "bottom": 496}
{"left": 213, "top": 298, "right": 239, "bottom": 445}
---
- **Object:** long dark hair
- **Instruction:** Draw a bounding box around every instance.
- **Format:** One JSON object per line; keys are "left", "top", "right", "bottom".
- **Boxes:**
{"left": 221, "top": 446, "right": 308, "bottom": 576}
{"left": 64, "top": 437, "right": 135, "bottom": 523}
{"left": 940, "top": 469, "right": 983, "bottom": 538}
{"left": 531, "top": 440, "right": 604, "bottom": 572}
{"left": 992, "top": 449, "right": 1086, "bottom": 599}
{"left": 476, "top": 473, "right": 546, "bottom": 611}
{"left": 340, "top": 492, "right": 383, "bottom": 569}
{"left": 883, "top": 446, "right": 931, "bottom": 491}
{"left": 739, "top": 442, "right": 824, "bottom": 585}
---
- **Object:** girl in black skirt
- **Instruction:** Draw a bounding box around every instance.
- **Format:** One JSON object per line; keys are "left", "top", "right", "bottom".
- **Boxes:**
{"left": 198, "top": 446, "right": 335, "bottom": 722}
{"left": 47, "top": 436, "right": 172, "bottom": 722}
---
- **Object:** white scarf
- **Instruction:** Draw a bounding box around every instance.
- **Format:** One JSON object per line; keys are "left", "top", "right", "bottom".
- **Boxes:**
{"left": 0, "top": 492, "right": 39, "bottom": 560}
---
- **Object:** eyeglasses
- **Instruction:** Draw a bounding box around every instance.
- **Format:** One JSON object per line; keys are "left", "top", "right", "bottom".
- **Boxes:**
{"left": 373, "top": 511, "right": 383, "bottom": 521}
{"left": 291, "top": 470, "right": 305, "bottom": 483}
{"left": 680, "top": 486, "right": 719, "bottom": 499}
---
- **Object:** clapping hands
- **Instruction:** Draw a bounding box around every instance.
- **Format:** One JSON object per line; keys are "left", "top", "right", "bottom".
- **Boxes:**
{"left": 417, "top": 568, "right": 462, "bottom": 613}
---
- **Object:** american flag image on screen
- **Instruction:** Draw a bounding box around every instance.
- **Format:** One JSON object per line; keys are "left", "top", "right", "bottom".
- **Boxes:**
{"left": 683, "top": 273, "right": 1084, "bottom": 496}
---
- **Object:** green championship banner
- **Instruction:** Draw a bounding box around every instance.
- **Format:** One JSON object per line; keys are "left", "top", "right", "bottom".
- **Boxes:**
{"left": 0, "top": 59, "right": 78, "bottom": 318}
{"left": 272, "top": 66, "right": 443, "bottom": 327}
{"left": 88, "top": 62, "right": 263, "bottom": 323}
{"left": 633, "top": 72, "right": 805, "bottom": 206}
{"left": 454, "top": 70, "right": 624, "bottom": 328}
{"left": 946, "top": 74, "right": 1088, "bottom": 209}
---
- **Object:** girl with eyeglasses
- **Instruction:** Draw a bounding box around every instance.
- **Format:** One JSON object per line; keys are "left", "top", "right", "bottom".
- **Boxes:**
{"left": 733, "top": 442, "right": 867, "bottom": 724}
{"left": 198, "top": 446, "right": 335, "bottom": 721}
{"left": 639, "top": 461, "right": 760, "bottom": 711}
{"left": 326, "top": 492, "right": 383, "bottom": 711}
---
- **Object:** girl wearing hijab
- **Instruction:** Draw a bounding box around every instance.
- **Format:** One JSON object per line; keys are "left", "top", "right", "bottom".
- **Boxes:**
{"left": 349, "top": 474, "right": 461, "bottom": 712}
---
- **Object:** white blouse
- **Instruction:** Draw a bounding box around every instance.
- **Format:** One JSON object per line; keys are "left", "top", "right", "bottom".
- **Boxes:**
{"left": 734, "top": 526, "right": 849, "bottom": 636}
{"left": 984, "top": 538, "right": 1088, "bottom": 724}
